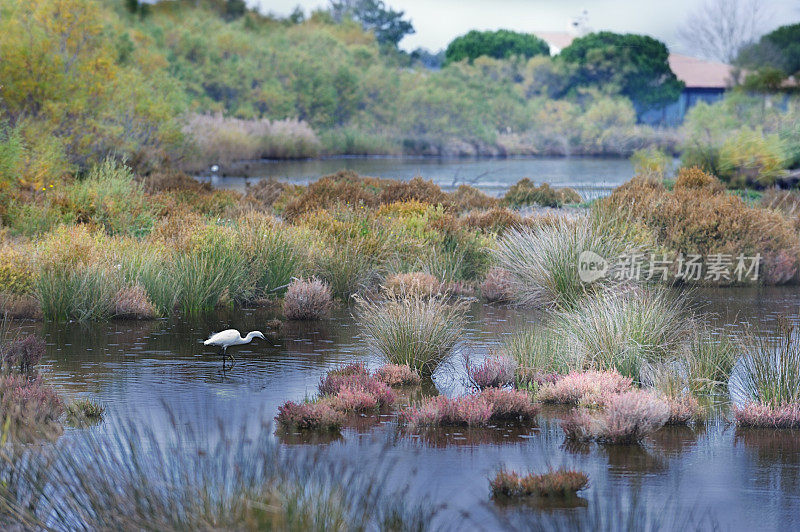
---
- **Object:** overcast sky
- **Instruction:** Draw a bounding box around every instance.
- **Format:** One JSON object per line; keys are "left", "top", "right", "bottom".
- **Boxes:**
{"left": 251, "top": 0, "right": 800, "bottom": 54}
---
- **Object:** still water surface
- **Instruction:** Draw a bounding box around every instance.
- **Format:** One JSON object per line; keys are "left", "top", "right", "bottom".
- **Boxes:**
{"left": 198, "top": 156, "right": 634, "bottom": 198}
{"left": 16, "top": 287, "right": 800, "bottom": 530}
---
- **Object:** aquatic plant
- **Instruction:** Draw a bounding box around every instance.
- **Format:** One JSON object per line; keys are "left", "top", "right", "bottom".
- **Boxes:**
{"left": 317, "top": 363, "right": 370, "bottom": 396}
{"left": 466, "top": 354, "right": 517, "bottom": 389}
{"left": 490, "top": 468, "right": 588, "bottom": 498}
{"left": 733, "top": 402, "right": 800, "bottom": 429}
{"left": 184, "top": 114, "right": 321, "bottom": 171}
{"left": 479, "top": 388, "right": 539, "bottom": 421}
{"left": 170, "top": 242, "right": 251, "bottom": 314}
{"left": 0, "top": 414, "right": 435, "bottom": 530}
{"left": 734, "top": 320, "right": 800, "bottom": 408}
{"left": 0, "top": 373, "right": 64, "bottom": 441}
{"left": 556, "top": 287, "right": 689, "bottom": 381}
{"left": 373, "top": 364, "right": 421, "bottom": 387}
{"left": 313, "top": 238, "right": 381, "bottom": 299}
{"left": 383, "top": 272, "right": 442, "bottom": 299}
{"left": 237, "top": 213, "right": 305, "bottom": 295}
{"left": 315, "top": 364, "right": 396, "bottom": 412}
{"left": 35, "top": 266, "right": 118, "bottom": 322}
{"left": 275, "top": 401, "right": 344, "bottom": 431}
{"left": 664, "top": 394, "right": 703, "bottom": 425}
{"left": 2, "top": 335, "right": 45, "bottom": 376}
{"left": 400, "top": 394, "right": 493, "bottom": 428}
{"left": 493, "top": 216, "right": 629, "bottom": 310}
{"left": 502, "top": 325, "right": 576, "bottom": 377}
{"left": 65, "top": 398, "right": 105, "bottom": 425}
{"left": 113, "top": 285, "right": 158, "bottom": 320}
{"left": 537, "top": 370, "right": 633, "bottom": 405}
{"left": 685, "top": 329, "right": 737, "bottom": 394}
{"left": 561, "top": 390, "right": 670, "bottom": 444}
{"left": 283, "top": 277, "right": 332, "bottom": 321}
{"left": 401, "top": 388, "right": 537, "bottom": 428}
{"left": 480, "top": 267, "right": 514, "bottom": 303}
{"left": 356, "top": 293, "right": 467, "bottom": 377}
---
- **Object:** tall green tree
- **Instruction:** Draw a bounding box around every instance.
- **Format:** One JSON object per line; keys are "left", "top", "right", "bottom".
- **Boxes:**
{"left": 738, "top": 23, "right": 800, "bottom": 77}
{"left": 328, "top": 0, "right": 414, "bottom": 48}
{"left": 444, "top": 30, "right": 549, "bottom": 65}
{"left": 559, "top": 32, "right": 683, "bottom": 110}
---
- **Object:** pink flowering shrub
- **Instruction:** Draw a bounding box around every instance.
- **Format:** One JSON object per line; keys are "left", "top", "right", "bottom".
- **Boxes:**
{"left": 401, "top": 388, "right": 537, "bottom": 427}
{"left": 561, "top": 390, "right": 670, "bottom": 444}
{"left": 331, "top": 386, "right": 379, "bottom": 412}
{"left": 275, "top": 400, "right": 344, "bottom": 431}
{"left": 537, "top": 370, "right": 633, "bottom": 405}
{"left": 317, "top": 363, "right": 396, "bottom": 412}
{"left": 400, "top": 394, "right": 493, "bottom": 428}
{"left": 374, "top": 364, "right": 421, "bottom": 387}
{"left": 283, "top": 277, "right": 332, "bottom": 320}
{"left": 318, "top": 363, "right": 370, "bottom": 396}
{"left": 2, "top": 335, "right": 45, "bottom": 375}
{"left": 467, "top": 355, "right": 517, "bottom": 389}
{"left": 490, "top": 468, "right": 588, "bottom": 498}
{"left": 480, "top": 388, "right": 538, "bottom": 421}
{"left": 734, "top": 402, "right": 800, "bottom": 429}
{"left": 665, "top": 394, "right": 704, "bottom": 425}
{"left": 481, "top": 267, "right": 514, "bottom": 303}
{"left": 0, "top": 373, "right": 64, "bottom": 440}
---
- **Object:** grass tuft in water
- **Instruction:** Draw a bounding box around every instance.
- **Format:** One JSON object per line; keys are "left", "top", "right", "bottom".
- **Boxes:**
{"left": 355, "top": 293, "right": 467, "bottom": 377}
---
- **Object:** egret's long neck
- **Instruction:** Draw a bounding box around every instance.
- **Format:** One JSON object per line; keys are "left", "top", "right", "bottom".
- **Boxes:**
{"left": 243, "top": 331, "right": 257, "bottom": 343}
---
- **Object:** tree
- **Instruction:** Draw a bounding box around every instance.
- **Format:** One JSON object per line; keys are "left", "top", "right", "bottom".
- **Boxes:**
{"left": 559, "top": 32, "right": 683, "bottom": 110}
{"left": 738, "top": 23, "right": 800, "bottom": 76}
{"left": 444, "top": 30, "right": 549, "bottom": 65}
{"left": 329, "top": 0, "right": 414, "bottom": 48}
{"left": 678, "top": 0, "right": 769, "bottom": 63}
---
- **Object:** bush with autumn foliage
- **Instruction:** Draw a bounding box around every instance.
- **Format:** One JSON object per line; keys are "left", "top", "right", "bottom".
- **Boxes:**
{"left": 604, "top": 167, "right": 800, "bottom": 284}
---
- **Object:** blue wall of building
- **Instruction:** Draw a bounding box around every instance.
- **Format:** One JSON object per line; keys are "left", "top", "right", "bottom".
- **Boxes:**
{"left": 639, "top": 88, "right": 727, "bottom": 126}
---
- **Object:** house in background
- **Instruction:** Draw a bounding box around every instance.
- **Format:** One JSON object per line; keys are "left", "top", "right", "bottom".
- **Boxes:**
{"left": 533, "top": 30, "right": 735, "bottom": 126}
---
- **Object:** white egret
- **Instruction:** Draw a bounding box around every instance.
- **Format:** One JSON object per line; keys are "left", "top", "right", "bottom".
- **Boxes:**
{"left": 204, "top": 329, "right": 265, "bottom": 369}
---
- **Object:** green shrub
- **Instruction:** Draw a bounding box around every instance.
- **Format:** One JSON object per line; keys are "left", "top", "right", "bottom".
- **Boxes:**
{"left": 62, "top": 159, "right": 157, "bottom": 237}
{"left": 503, "top": 179, "right": 580, "bottom": 207}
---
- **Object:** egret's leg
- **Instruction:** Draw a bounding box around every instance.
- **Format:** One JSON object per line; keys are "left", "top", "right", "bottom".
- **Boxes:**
{"left": 222, "top": 347, "right": 227, "bottom": 371}
{"left": 228, "top": 352, "right": 236, "bottom": 369}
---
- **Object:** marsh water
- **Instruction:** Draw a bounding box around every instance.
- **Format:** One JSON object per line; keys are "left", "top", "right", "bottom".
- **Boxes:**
{"left": 15, "top": 287, "right": 800, "bottom": 530}
{"left": 197, "top": 156, "right": 635, "bottom": 199}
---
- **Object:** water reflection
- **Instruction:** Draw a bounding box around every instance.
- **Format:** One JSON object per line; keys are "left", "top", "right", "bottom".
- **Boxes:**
{"left": 8, "top": 286, "right": 800, "bottom": 529}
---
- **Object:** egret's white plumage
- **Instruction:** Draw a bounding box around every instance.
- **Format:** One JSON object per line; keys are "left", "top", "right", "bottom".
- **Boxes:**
{"left": 204, "top": 329, "right": 265, "bottom": 369}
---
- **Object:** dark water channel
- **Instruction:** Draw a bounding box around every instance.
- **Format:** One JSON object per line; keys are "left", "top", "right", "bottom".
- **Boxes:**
{"left": 14, "top": 287, "right": 800, "bottom": 530}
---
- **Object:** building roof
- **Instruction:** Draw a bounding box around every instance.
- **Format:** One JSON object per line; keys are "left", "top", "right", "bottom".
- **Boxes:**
{"left": 533, "top": 31, "right": 575, "bottom": 55}
{"left": 668, "top": 54, "right": 734, "bottom": 89}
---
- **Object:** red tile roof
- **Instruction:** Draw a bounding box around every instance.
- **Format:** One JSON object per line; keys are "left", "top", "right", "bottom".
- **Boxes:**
{"left": 668, "top": 54, "right": 734, "bottom": 89}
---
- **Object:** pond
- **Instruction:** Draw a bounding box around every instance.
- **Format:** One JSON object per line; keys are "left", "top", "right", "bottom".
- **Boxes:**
{"left": 16, "top": 287, "right": 800, "bottom": 529}
{"left": 196, "top": 156, "right": 635, "bottom": 199}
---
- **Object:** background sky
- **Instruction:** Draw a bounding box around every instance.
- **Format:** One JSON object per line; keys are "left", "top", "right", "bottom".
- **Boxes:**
{"left": 252, "top": 0, "right": 800, "bottom": 55}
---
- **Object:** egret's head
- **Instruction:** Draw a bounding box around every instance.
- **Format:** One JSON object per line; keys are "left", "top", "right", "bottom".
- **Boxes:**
{"left": 252, "top": 331, "right": 266, "bottom": 341}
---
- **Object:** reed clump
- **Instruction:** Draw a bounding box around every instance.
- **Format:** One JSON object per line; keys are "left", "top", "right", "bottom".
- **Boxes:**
{"left": 490, "top": 468, "right": 588, "bottom": 499}
{"left": 355, "top": 293, "right": 468, "bottom": 377}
